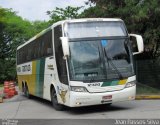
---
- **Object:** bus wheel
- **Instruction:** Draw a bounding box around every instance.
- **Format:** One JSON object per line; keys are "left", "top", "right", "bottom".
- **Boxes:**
{"left": 22, "top": 83, "right": 24, "bottom": 93}
{"left": 24, "top": 85, "right": 31, "bottom": 98}
{"left": 51, "top": 88, "right": 64, "bottom": 111}
{"left": 106, "top": 103, "right": 112, "bottom": 106}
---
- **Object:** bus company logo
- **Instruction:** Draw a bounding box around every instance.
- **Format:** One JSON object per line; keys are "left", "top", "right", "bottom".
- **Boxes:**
{"left": 22, "top": 64, "right": 31, "bottom": 72}
{"left": 88, "top": 82, "right": 100, "bottom": 87}
{"left": 17, "top": 67, "right": 21, "bottom": 72}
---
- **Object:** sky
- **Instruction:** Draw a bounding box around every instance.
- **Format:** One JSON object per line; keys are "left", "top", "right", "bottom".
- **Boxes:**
{"left": 0, "top": 0, "right": 88, "bottom": 21}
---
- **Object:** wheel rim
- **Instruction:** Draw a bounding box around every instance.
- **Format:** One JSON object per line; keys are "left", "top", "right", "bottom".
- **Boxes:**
{"left": 52, "top": 90, "right": 58, "bottom": 105}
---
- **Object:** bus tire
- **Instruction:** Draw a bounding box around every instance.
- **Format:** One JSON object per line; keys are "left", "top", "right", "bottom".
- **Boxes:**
{"left": 51, "top": 88, "right": 64, "bottom": 111}
{"left": 22, "top": 83, "right": 25, "bottom": 92}
{"left": 24, "top": 84, "right": 31, "bottom": 99}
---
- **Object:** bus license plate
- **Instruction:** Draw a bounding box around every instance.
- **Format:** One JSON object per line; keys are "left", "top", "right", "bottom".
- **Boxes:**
{"left": 102, "top": 95, "right": 112, "bottom": 100}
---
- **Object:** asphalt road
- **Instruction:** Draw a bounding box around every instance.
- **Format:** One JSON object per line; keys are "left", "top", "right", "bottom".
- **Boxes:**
{"left": 0, "top": 93, "right": 160, "bottom": 120}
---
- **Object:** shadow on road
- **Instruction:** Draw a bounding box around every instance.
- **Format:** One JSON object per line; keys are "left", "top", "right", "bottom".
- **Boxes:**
{"left": 66, "top": 104, "right": 130, "bottom": 115}
{"left": 28, "top": 95, "right": 53, "bottom": 108}
{"left": 28, "top": 95, "right": 132, "bottom": 114}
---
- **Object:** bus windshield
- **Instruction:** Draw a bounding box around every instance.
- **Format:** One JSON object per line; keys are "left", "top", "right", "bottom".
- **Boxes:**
{"left": 65, "top": 21, "right": 134, "bottom": 82}
{"left": 68, "top": 38, "right": 134, "bottom": 82}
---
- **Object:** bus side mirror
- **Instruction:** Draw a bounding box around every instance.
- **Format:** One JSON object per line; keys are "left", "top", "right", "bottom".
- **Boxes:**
{"left": 60, "top": 37, "right": 70, "bottom": 59}
{"left": 129, "top": 34, "right": 144, "bottom": 55}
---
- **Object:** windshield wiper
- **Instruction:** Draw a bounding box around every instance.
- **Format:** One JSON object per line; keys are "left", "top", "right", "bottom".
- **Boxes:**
{"left": 82, "top": 72, "right": 98, "bottom": 83}
{"left": 104, "top": 48, "right": 123, "bottom": 79}
{"left": 83, "top": 75, "right": 96, "bottom": 83}
{"left": 89, "top": 75, "right": 96, "bottom": 83}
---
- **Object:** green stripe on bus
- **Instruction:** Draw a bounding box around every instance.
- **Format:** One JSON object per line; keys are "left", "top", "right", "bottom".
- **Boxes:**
{"left": 101, "top": 80, "right": 119, "bottom": 87}
{"left": 39, "top": 58, "right": 45, "bottom": 97}
{"left": 35, "top": 58, "right": 45, "bottom": 97}
{"left": 36, "top": 60, "right": 40, "bottom": 96}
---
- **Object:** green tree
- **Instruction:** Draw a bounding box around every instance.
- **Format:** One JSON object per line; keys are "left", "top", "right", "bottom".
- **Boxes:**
{"left": 0, "top": 8, "right": 37, "bottom": 82}
{"left": 0, "top": 7, "right": 57, "bottom": 83}
{"left": 47, "top": 6, "right": 83, "bottom": 24}
{"left": 32, "top": 20, "right": 50, "bottom": 33}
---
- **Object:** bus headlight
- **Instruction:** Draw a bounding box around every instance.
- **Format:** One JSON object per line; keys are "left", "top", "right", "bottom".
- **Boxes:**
{"left": 125, "top": 81, "right": 136, "bottom": 88}
{"left": 70, "top": 86, "right": 88, "bottom": 92}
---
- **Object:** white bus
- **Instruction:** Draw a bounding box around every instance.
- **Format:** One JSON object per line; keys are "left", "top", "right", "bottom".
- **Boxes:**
{"left": 16, "top": 18, "right": 143, "bottom": 110}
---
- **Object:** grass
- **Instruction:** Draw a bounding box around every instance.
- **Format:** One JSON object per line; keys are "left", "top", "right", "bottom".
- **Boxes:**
{"left": 136, "top": 83, "right": 160, "bottom": 95}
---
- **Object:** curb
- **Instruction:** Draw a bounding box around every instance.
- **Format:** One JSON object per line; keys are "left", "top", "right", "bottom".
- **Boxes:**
{"left": 136, "top": 95, "right": 160, "bottom": 100}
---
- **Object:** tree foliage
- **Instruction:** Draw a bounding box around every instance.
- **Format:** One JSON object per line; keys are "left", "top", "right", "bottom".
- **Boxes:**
{"left": 0, "top": 8, "right": 49, "bottom": 82}
{"left": 47, "top": 6, "right": 82, "bottom": 24}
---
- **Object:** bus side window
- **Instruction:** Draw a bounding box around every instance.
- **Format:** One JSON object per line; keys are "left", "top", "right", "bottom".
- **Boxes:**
{"left": 45, "top": 30, "right": 53, "bottom": 56}
{"left": 31, "top": 42, "right": 35, "bottom": 60}
{"left": 54, "top": 25, "right": 69, "bottom": 85}
{"left": 22, "top": 47, "right": 26, "bottom": 63}
{"left": 27, "top": 44, "right": 32, "bottom": 61}
{"left": 40, "top": 40, "right": 44, "bottom": 57}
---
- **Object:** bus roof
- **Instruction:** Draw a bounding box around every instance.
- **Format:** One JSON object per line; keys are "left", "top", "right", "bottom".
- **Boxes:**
{"left": 17, "top": 18, "right": 123, "bottom": 50}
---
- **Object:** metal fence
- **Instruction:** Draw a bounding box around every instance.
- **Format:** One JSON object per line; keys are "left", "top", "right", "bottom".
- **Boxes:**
{"left": 135, "top": 58, "right": 160, "bottom": 90}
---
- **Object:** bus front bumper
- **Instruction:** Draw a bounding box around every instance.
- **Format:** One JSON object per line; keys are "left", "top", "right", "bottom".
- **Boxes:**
{"left": 69, "top": 85, "right": 136, "bottom": 107}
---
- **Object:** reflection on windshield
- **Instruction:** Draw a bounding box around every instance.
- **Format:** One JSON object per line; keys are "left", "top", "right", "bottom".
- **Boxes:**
{"left": 103, "top": 39, "right": 132, "bottom": 79}
{"left": 68, "top": 41, "right": 105, "bottom": 82}
{"left": 68, "top": 39, "right": 134, "bottom": 82}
